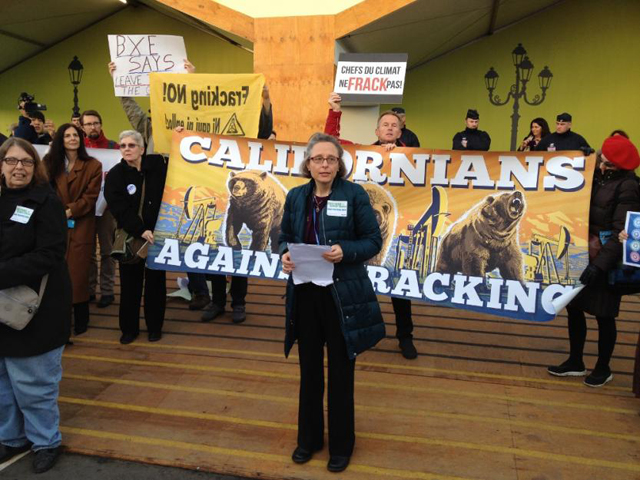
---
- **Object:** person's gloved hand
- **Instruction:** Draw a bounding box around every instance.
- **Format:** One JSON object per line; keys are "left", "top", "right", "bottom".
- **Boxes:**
{"left": 580, "top": 146, "right": 595, "bottom": 156}
{"left": 579, "top": 264, "right": 602, "bottom": 286}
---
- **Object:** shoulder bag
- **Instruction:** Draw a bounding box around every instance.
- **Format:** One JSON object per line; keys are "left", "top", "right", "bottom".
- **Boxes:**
{"left": 0, "top": 275, "right": 49, "bottom": 330}
{"left": 111, "top": 179, "right": 148, "bottom": 265}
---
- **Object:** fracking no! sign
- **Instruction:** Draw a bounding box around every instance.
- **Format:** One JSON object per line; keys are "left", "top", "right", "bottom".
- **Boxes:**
{"left": 334, "top": 53, "right": 408, "bottom": 104}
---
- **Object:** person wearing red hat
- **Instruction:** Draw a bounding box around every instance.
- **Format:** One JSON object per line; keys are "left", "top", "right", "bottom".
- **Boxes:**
{"left": 548, "top": 135, "right": 640, "bottom": 387}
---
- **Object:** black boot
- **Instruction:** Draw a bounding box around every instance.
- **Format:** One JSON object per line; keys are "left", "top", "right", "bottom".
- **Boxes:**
{"left": 73, "top": 301, "right": 90, "bottom": 335}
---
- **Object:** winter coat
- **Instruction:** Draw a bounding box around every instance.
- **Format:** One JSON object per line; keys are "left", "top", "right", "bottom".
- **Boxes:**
{"left": 279, "top": 177, "right": 385, "bottom": 360}
{"left": 52, "top": 157, "right": 102, "bottom": 303}
{"left": 0, "top": 183, "right": 72, "bottom": 357}
{"left": 535, "top": 130, "right": 590, "bottom": 152}
{"left": 452, "top": 128, "right": 491, "bottom": 151}
{"left": 571, "top": 169, "right": 640, "bottom": 317}
{"left": 104, "top": 155, "right": 167, "bottom": 238}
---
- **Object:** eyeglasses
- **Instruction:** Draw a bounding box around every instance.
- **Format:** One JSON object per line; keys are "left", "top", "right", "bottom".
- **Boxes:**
{"left": 309, "top": 155, "right": 339, "bottom": 165}
{"left": 83, "top": 122, "right": 101, "bottom": 128}
{"left": 120, "top": 143, "right": 139, "bottom": 149}
{"left": 3, "top": 157, "right": 35, "bottom": 167}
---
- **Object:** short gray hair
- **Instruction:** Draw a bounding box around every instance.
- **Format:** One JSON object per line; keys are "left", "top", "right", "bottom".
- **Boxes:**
{"left": 299, "top": 132, "right": 346, "bottom": 178}
{"left": 119, "top": 130, "right": 144, "bottom": 148}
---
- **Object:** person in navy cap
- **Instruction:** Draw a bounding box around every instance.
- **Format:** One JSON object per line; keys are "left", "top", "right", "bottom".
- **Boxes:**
{"left": 452, "top": 109, "right": 491, "bottom": 151}
{"left": 535, "top": 112, "right": 591, "bottom": 152}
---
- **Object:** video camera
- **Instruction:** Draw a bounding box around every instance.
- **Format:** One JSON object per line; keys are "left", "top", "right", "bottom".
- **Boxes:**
{"left": 18, "top": 92, "right": 47, "bottom": 114}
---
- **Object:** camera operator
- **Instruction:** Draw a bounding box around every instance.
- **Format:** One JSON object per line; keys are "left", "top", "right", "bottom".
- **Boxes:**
{"left": 14, "top": 93, "right": 47, "bottom": 144}
{"left": 30, "top": 112, "right": 55, "bottom": 145}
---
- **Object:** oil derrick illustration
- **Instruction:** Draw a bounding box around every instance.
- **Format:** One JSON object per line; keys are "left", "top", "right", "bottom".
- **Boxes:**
{"left": 176, "top": 186, "right": 218, "bottom": 244}
{"left": 523, "top": 226, "right": 572, "bottom": 284}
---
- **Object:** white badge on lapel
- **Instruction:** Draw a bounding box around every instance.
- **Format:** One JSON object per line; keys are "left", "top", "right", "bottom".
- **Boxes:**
{"left": 326, "top": 200, "right": 348, "bottom": 217}
{"left": 10, "top": 205, "right": 34, "bottom": 224}
{"left": 127, "top": 184, "right": 137, "bottom": 195}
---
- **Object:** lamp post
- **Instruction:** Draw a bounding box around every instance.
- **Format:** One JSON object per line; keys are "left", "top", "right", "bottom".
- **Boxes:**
{"left": 68, "top": 56, "right": 84, "bottom": 116}
{"left": 484, "top": 44, "right": 553, "bottom": 150}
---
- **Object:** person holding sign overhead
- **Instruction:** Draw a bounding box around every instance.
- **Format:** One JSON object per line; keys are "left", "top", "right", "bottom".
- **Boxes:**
{"left": 324, "top": 93, "right": 418, "bottom": 360}
{"left": 279, "top": 133, "right": 384, "bottom": 473}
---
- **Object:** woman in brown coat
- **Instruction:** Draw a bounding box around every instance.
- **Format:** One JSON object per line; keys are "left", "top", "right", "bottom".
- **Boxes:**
{"left": 44, "top": 123, "right": 102, "bottom": 335}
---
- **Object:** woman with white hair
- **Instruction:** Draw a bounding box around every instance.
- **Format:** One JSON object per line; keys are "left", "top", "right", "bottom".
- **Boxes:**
{"left": 104, "top": 130, "right": 167, "bottom": 344}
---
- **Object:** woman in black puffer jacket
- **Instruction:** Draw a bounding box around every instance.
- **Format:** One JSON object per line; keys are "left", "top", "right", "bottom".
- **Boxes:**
{"left": 548, "top": 135, "right": 640, "bottom": 387}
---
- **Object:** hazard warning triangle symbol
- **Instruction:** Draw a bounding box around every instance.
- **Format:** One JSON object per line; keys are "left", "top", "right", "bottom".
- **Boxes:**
{"left": 221, "top": 113, "right": 245, "bottom": 136}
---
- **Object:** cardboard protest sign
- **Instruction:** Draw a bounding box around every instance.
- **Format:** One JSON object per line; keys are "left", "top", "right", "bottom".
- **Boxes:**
{"left": 33, "top": 145, "right": 121, "bottom": 216}
{"left": 108, "top": 34, "right": 187, "bottom": 97}
{"left": 623, "top": 211, "right": 640, "bottom": 267}
{"left": 149, "top": 73, "right": 265, "bottom": 154}
{"left": 334, "top": 53, "right": 408, "bottom": 103}
{"left": 147, "top": 131, "right": 597, "bottom": 322}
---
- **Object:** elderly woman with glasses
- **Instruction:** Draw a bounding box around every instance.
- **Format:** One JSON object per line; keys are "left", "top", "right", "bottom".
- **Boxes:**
{"left": 0, "top": 138, "right": 72, "bottom": 473}
{"left": 43, "top": 123, "right": 102, "bottom": 335}
{"left": 548, "top": 135, "right": 640, "bottom": 387}
{"left": 279, "top": 133, "right": 385, "bottom": 473}
{"left": 104, "top": 130, "right": 167, "bottom": 345}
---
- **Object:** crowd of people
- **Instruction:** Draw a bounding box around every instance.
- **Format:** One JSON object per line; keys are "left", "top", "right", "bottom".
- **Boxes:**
{"left": 1, "top": 72, "right": 640, "bottom": 474}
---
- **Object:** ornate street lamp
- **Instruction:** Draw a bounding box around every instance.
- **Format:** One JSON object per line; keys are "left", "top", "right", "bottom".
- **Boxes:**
{"left": 484, "top": 44, "right": 553, "bottom": 150}
{"left": 68, "top": 56, "right": 84, "bottom": 116}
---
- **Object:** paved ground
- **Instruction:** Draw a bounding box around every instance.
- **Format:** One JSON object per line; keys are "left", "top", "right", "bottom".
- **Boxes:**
{"left": 0, "top": 452, "right": 248, "bottom": 480}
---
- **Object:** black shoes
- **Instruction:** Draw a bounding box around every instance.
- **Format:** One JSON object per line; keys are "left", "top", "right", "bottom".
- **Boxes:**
{"left": 119, "top": 333, "right": 138, "bottom": 345}
{"left": 327, "top": 455, "right": 350, "bottom": 473}
{"left": 0, "top": 442, "right": 31, "bottom": 463}
{"left": 584, "top": 368, "right": 613, "bottom": 388}
{"left": 97, "top": 295, "right": 115, "bottom": 308}
{"left": 32, "top": 446, "right": 61, "bottom": 474}
{"left": 232, "top": 305, "right": 247, "bottom": 324}
{"left": 201, "top": 304, "right": 225, "bottom": 322}
{"left": 73, "top": 325, "right": 88, "bottom": 336}
{"left": 399, "top": 337, "right": 418, "bottom": 359}
{"left": 547, "top": 359, "right": 587, "bottom": 377}
{"left": 189, "top": 294, "right": 211, "bottom": 311}
{"left": 148, "top": 331, "right": 162, "bottom": 342}
{"left": 291, "top": 446, "right": 314, "bottom": 464}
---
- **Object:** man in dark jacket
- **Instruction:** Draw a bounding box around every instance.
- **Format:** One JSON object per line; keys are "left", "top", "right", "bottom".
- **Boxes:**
{"left": 29, "top": 112, "right": 52, "bottom": 145}
{"left": 324, "top": 100, "right": 419, "bottom": 359}
{"left": 535, "top": 112, "right": 591, "bottom": 152}
{"left": 452, "top": 109, "right": 491, "bottom": 151}
{"left": 391, "top": 107, "right": 420, "bottom": 147}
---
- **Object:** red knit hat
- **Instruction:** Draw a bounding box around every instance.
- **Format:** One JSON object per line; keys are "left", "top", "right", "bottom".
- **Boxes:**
{"left": 601, "top": 135, "right": 640, "bottom": 170}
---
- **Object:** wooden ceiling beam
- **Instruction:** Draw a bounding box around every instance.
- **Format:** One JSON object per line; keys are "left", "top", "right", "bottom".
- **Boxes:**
{"left": 334, "top": 0, "right": 416, "bottom": 39}
{"left": 152, "top": 0, "right": 255, "bottom": 42}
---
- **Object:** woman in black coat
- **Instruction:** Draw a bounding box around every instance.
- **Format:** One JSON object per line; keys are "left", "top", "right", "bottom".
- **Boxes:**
{"left": 548, "top": 135, "right": 640, "bottom": 387}
{"left": 279, "top": 133, "right": 384, "bottom": 473}
{"left": 104, "top": 130, "right": 167, "bottom": 345}
{"left": 0, "top": 138, "right": 72, "bottom": 474}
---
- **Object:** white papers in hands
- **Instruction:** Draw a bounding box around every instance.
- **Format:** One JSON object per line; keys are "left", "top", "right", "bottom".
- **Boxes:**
{"left": 287, "top": 243, "right": 334, "bottom": 286}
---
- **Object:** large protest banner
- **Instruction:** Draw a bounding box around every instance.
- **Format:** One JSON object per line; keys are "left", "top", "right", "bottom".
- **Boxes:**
{"left": 149, "top": 73, "right": 265, "bottom": 154}
{"left": 108, "top": 34, "right": 188, "bottom": 97}
{"left": 148, "top": 131, "right": 596, "bottom": 322}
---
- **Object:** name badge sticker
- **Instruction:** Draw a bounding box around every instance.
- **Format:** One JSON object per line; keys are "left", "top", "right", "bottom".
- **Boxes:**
{"left": 327, "top": 200, "right": 348, "bottom": 217}
{"left": 10, "top": 206, "right": 35, "bottom": 224}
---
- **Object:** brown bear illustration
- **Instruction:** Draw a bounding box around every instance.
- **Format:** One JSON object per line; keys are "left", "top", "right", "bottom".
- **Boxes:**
{"left": 361, "top": 183, "right": 397, "bottom": 266}
{"left": 225, "top": 170, "right": 287, "bottom": 252}
{"left": 435, "top": 191, "right": 526, "bottom": 281}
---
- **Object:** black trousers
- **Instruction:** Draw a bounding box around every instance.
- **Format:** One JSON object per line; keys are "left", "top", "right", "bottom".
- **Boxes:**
{"left": 119, "top": 262, "right": 166, "bottom": 335}
{"left": 206, "top": 274, "right": 247, "bottom": 308}
{"left": 295, "top": 283, "right": 355, "bottom": 456}
{"left": 566, "top": 305, "right": 617, "bottom": 371}
{"left": 392, "top": 297, "right": 413, "bottom": 339}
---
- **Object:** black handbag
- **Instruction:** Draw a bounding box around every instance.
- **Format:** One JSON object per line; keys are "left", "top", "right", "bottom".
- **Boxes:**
{"left": 111, "top": 179, "right": 148, "bottom": 265}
